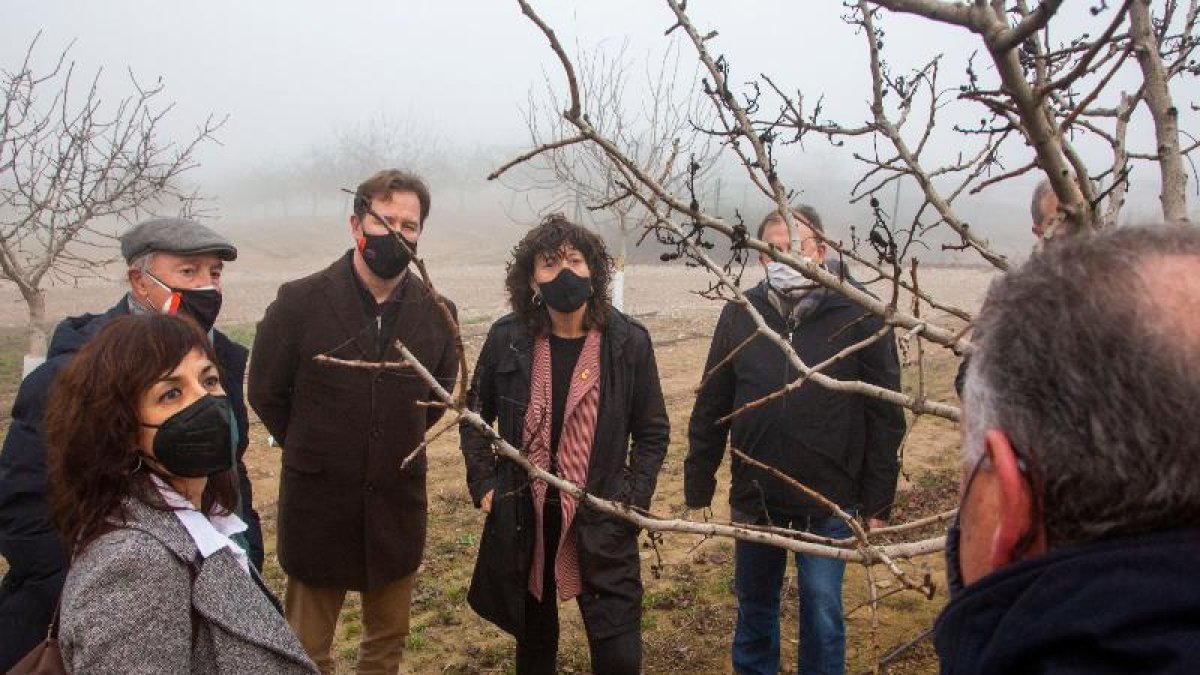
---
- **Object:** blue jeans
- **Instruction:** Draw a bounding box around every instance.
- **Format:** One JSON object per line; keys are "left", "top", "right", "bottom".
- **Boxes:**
{"left": 732, "top": 513, "right": 853, "bottom": 675}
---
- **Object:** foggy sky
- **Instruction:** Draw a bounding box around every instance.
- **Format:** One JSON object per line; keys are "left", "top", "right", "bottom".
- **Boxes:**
{"left": 4, "top": 2, "right": 1192, "bottom": 261}
{"left": 5, "top": 1, "right": 992, "bottom": 173}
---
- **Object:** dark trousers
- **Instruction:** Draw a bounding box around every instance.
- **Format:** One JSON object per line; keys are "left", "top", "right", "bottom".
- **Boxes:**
{"left": 516, "top": 489, "right": 641, "bottom": 675}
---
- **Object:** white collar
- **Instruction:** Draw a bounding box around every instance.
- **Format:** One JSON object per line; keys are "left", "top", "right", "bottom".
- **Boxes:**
{"left": 151, "top": 475, "right": 250, "bottom": 574}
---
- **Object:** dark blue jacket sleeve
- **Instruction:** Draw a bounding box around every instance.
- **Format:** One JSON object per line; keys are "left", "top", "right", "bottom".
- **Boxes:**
{"left": 0, "top": 360, "right": 69, "bottom": 669}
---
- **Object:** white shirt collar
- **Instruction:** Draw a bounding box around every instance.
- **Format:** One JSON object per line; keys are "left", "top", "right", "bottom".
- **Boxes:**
{"left": 151, "top": 475, "right": 250, "bottom": 574}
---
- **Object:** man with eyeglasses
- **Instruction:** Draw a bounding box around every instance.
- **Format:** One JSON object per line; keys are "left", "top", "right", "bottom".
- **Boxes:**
{"left": 249, "top": 169, "right": 459, "bottom": 674}
{"left": 686, "top": 206, "right": 906, "bottom": 675}
{"left": 937, "top": 224, "right": 1200, "bottom": 674}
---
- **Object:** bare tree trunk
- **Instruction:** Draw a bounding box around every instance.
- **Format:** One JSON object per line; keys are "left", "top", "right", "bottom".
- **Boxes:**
{"left": 612, "top": 227, "right": 627, "bottom": 311}
{"left": 21, "top": 287, "right": 48, "bottom": 377}
{"left": 1130, "top": 0, "right": 1191, "bottom": 224}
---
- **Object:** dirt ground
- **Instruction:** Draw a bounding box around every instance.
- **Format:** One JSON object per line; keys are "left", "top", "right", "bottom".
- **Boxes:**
{"left": 0, "top": 255, "right": 993, "bottom": 674}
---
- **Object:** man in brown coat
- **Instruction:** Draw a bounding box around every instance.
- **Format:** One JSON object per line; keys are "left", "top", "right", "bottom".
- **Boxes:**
{"left": 249, "top": 169, "right": 458, "bottom": 674}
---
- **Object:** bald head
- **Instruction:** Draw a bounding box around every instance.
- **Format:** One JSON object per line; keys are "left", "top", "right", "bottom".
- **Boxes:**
{"left": 1138, "top": 253, "right": 1200, "bottom": 369}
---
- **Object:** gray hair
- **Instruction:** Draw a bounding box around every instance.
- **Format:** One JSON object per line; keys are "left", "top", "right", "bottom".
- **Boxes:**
{"left": 129, "top": 251, "right": 157, "bottom": 274}
{"left": 964, "top": 224, "right": 1200, "bottom": 548}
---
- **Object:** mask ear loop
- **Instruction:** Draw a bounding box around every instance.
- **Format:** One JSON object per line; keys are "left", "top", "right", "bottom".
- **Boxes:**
{"left": 531, "top": 288, "right": 543, "bottom": 307}
{"left": 132, "top": 420, "right": 157, "bottom": 476}
{"left": 143, "top": 270, "right": 183, "bottom": 314}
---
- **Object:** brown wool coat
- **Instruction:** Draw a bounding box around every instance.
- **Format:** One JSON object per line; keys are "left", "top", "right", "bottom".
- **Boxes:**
{"left": 249, "top": 252, "right": 458, "bottom": 590}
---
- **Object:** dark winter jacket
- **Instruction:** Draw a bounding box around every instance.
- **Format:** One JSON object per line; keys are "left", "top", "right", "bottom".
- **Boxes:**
{"left": 249, "top": 252, "right": 459, "bottom": 591}
{"left": 685, "top": 280, "right": 905, "bottom": 521}
{"left": 935, "top": 528, "right": 1200, "bottom": 674}
{"left": 0, "top": 297, "right": 253, "bottom": 672}
{"left": 460, "top": 310, "right": 669, "bottom": 640}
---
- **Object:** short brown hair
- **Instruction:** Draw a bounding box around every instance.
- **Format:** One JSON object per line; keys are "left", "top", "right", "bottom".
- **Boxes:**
{"left": 47, "top": 314, "right": 238, "bottom": 550}
{"left": 505, "top": 214, "right": 614, "bottom": 337}
{"left": 353, "top": 169, "right": 431, "bottom": 224}
{"left": 756, "top": 204, "right": 824, "bottom": 240}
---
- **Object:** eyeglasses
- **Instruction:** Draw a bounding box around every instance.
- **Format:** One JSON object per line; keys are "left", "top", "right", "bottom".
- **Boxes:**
{"left": 959, "top": 447, "right": 1040, "bottom": 556}
{"left": 768, "top": 237, "right": 823, "bottom": 254}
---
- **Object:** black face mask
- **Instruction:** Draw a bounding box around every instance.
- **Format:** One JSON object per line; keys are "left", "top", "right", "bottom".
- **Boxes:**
{"left": 142, "top": 395, "right": 234, "bottom": 478}
{"left": 146, "top": 272, "right": 223, "bottom": 333}
{"left": 359, "top": 232, "right": 413, "bottom": 280}
{"left": 538, "top": 268, "right": 592, "bottom": 313}
{"left": 945, "top": 454, "right": 987, "bottom": 599}
{"left": 945, "top": 517, "right": 965, "bottom": 598}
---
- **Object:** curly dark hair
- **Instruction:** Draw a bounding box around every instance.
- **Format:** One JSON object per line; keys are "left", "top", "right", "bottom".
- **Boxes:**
{"left": 46, "top": 314, "right": 239, "bottom": 551}
{"left": 505, "top": 214, "right": 614, "bottom": 337}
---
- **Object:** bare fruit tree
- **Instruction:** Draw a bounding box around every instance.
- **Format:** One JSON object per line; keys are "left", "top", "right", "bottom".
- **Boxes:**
{"left": 497, "top": 39, "right": 718, "bottom": 310}
{"left": 322, "top": 0, "right": 1196, "bottom": 669}
{"left": 292, "top": 114, "right": 450, "bottom": 218}
{"left": 0, "top": 34, "right": 222, "bottom": 355}
{"left": 480, "top": 0, "right": 1195, "bottom": 666}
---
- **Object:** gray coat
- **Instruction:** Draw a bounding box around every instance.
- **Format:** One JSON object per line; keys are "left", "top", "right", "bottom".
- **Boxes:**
{"left": 59, "top": 499, "right": 317, "bottom": 674}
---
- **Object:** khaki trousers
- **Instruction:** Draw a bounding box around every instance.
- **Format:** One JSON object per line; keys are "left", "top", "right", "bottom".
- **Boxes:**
{"left": 284, "top": 573, "right": 416, "bottom": 675}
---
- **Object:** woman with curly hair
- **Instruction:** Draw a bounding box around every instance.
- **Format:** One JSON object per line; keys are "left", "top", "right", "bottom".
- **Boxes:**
{"left": 45, "top": 314, "right": 316, "bottom": 674}
{"left": 461, "top": 214, "right": 670, "bottom": 674}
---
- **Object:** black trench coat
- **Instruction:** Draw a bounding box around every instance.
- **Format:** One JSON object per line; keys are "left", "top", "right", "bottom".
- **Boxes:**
{"left": 460, "top": 310, "right": 669, "bottom": 640}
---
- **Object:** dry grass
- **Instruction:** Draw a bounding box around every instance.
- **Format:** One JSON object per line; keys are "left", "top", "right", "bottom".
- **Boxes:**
{"left": 0, "top": 262, "right": 985, "bottom": 674}
{"left": 237, "top": 310, "right": 962, "bottom": 674}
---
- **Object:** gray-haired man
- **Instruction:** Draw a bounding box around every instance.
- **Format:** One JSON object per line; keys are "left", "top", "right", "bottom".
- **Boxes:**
{"left": 937, "top": 225, "right": 1200, "bottom": 673}
{"left": 0, "top": 217, "right": 261, "bottom": 671}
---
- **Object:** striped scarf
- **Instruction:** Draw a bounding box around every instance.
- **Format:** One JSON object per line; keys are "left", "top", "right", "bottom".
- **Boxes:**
{"left": 523, "top": 329, "right": 601, "bottom": 602}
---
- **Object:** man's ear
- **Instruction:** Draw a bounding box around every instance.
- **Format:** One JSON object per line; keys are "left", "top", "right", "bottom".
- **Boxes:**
{"left": 128, "top": 267, "right": 147, "bottom": 295}
{"left": 985, "top": 429, "right": 1040, "bottom": 569}
{"left": 813, "top": 241, "right": 828, "bottom": 266}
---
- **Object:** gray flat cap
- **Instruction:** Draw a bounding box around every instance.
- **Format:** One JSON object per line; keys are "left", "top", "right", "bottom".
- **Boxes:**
{"left": 120, "top": 217, "right": 238, "bottom": 263}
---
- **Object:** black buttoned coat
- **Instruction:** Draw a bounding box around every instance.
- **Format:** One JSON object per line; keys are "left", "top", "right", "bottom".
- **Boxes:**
{"left": 249, "top": 252, "right": 458, "bottom": 590}
{"left": 460, "top": 310, "right": 670, "bottom": 640}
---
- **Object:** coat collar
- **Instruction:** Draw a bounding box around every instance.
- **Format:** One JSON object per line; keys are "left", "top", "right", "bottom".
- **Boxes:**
{"left": 316, "top": 251, "right": 436, "bottom": 361}
{"left": 506, "top": 307, "right": 634, "bottom": 363}
{"left": 935, "top": 528, "right": 1200, "bottom": 674}
{"left": 115, "top": 499, "right": 312, "bottom": 669}
{"left": 316, "top": 251, "right": 375, "bottom": 359}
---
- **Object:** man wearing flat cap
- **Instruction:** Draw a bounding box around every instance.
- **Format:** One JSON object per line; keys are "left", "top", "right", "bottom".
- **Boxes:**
{"left": 0, "top": 217, "right": 261, "bottom": 671}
